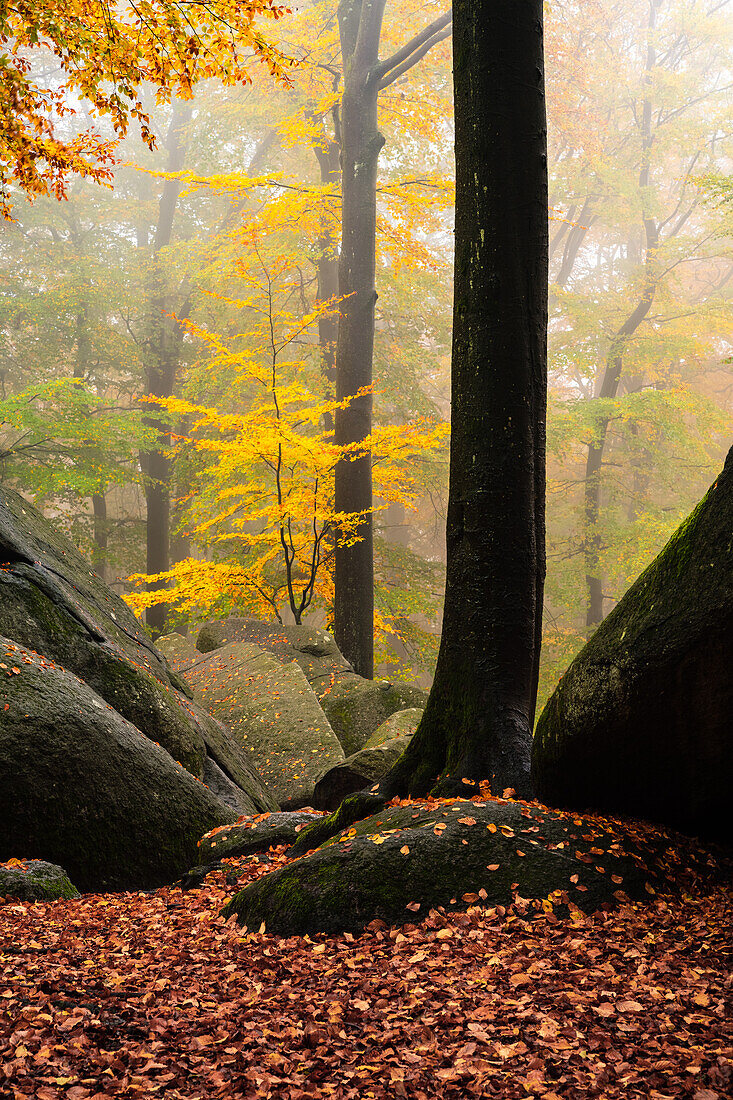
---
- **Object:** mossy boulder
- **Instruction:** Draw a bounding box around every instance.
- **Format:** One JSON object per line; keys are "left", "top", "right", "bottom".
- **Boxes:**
{"left": 183, "top": 641, "right": 344, "bottom": 807}
{"left": 312, "top": 737, "right": 412, "bottom": 811}
{"left": 195, "top": 618, "right": 427, "bottom": 756}
{"left": 196, "top": 618, "right": 356, "bottom": 700}
{"left": 321, "top": 678, "right": 428, "bottom": 756}
{"left": 532, "top": 451, "right": 733, "bottom": 842}
{"left": 222, "top": 797, "right": 686, "bottom": 936}
{"left": 157, "top": 632, "right": 199, "bottom": 673}
{"left": 197, "top": 810, "right": 325, "bottom": 861}
{"left": 0, "top": 639, "right": 237, "bottom": 892}
{"left": 0, "top": 489, "right": 274, "bottom": 815}
{"left": 363, "top": 707, "right": 424, "bottom": 749}
{"left": 0, "top": 860, "right": 80, "bottom": 902}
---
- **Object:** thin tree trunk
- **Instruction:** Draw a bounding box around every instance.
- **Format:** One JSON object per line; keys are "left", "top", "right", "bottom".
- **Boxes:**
{"left": 92, "top": 492, "right": 107, "bottom": 580}
{"left": 583, "top": 0, "right": 659, "bottom": 630}
{"left": 313, "top": 131, "right": 341, "bottom": 430}
{"left": 332, "top": 0, "right": 386, "bottom": 678}
{"left": 141, "top": 99, "right": 192, "bottom": 635}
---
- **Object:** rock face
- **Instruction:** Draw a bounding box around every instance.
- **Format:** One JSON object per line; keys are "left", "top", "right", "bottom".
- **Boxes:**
{"left": 197, "top": 811, "right": 325, "bottom": 862}
{"left": 532, "top": 452, "right": 733, "bottom": 843}
{"left": 181, "top": 641, "right": 345, "bottom": 807}
{"left": 0, "top": 641, "right": 236, "bottom": 892}
{"left": 0, "top": 488, "right": 276, "bottom": 818}
{"left": 195, "top": 618, "right": 428, "bottom": 755}
{"left": 312, "top": 737, "right": 412, "bottom": 811}
{"left": 0, "top": 859, "right": 80, "bottom": 901}
{"left": 321, "top": 679, "right": 427, "bottom": 756}
{"left": 363, "top": 708, "right": 423, "bottom": 749}
{"left": 222, "top": 797, "right": 683, "bottom": 935}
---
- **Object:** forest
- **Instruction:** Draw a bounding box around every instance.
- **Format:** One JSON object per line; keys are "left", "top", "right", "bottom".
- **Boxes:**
{"left": 0, "top": 0, "right": 731, "bottom": 1098}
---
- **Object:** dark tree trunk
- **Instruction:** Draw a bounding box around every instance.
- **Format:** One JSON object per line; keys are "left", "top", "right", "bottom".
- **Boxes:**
{"left": 386, "top": 0, "right": 548, "bottom": 800}
{"left": 291, "top": 0, "right": 546, "bottom": 855}
{"left": 332, "top": 0, "right": 386, "bottom": 678}
{"left": 141, "top": 100, "right": 192, "bottom": 636}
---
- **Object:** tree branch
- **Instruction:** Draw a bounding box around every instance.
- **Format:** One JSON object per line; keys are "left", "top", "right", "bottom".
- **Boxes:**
{"left": 369, "top": 11, "right": 452, "bottom": 90}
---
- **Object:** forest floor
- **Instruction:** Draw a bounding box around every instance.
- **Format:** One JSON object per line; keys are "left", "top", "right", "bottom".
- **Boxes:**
{"left": 1, "top": 802, "right": 731, "bottom": 1100}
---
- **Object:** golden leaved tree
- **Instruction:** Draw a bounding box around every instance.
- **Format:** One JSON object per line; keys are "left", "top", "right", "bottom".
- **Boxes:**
{"left": 0, "top": 0, "right": 289, "bottom": 216}
{"left": 126, "top": 241, "right": 447, "bottom": 628}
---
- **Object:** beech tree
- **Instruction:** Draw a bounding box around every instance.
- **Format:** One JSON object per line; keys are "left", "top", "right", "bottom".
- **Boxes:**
{"left": 295, "top": 0, "right": 547, "bottom": 850}
{"left": 333, "top": 0, "right": 452, "bottom": 677}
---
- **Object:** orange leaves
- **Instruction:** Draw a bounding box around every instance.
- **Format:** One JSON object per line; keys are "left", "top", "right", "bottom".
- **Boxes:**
{"left": 0, "top": 0, "right": 290, "bottom": 217}
{"left": 0, "top": 845, "right": 732, "bottom": 1099}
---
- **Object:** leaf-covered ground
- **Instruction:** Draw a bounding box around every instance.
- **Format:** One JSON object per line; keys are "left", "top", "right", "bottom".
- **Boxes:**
{"left": 1, "top": 802, "right": 731, "bottom": 1100}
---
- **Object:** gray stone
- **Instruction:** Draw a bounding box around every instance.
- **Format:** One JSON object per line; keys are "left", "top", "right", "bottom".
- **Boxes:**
{"left": 194, "top": 618, "right": 428, "bottom": 756}
{"left": 532, "top": 450, "right": 733, "bottom": 842}
{"left": 363, "top": 708, "right": 423, "bottom": 749}
{"left": 184, "top": 641, "right": 345, "bottom": 806}
{"left": 197, "top": 810, "right": 325, "bottom": 861}
{"left": 0, "top": 640, "right": 236, "bottom": 892}
{"left": 313, "top": 737, "right": 412, "bottom": 810}
{"left": 0, "top": 489, "right": 276, "bottom": 816}
{"left": 0, "top": 860, "right": 80, "bottom": 902}
{"left": 223, "top": 797, "right": 698, "bottom": 936}
{"left": 321, "top": 678, "right": 428, "bottom": 756}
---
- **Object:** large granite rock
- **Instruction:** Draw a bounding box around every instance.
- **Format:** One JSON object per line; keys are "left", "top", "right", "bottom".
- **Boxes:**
{"left": 363, "top": 707, "right": 423, "bottom": 749}
{"left": 312, "top": 737, "right": 412, "bottom": 811}
{"left": 0, "top": 489, "right": 275, "bottom": 816}
{"left": 321, "top": 678, "right": 427, "bottom": 756}
{"left": 196, "top": 619, "right": 354, "bottom": 699}
{"left": 222, "top": 797, "right": 694, "bottom": 935}
{"left": 197, "top": 810, "right": 325, "bottom": 861}
{"left": 0, "top": 640, "right": 236, "bottom": 892}
{"left": 532, "top": 451, "right": 733, "bottom": 842}
{"left": 181, "top": 641, "right": 345, "bottom": 807}
{"left": 0, "top": 859, "right": 80, "bottom": 902}
{"left": 195, "top": 618, "right": 428, "bottom": 755}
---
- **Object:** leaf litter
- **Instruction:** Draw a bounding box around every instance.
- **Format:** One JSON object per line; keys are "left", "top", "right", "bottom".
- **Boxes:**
{"left": 0, "top": 800, "right": 731, "bottom": 1100}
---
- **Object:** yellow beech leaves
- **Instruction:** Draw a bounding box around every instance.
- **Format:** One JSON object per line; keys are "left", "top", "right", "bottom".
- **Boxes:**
{"left": 126, "top": 243, "right": 447, "bottom": 626}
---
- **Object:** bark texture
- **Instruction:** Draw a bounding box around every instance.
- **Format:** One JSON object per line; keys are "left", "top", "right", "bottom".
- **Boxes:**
{"left": 332, "top": 0, "right": 385, "bottom": 678}
{"left": 141, "top": 101, "right": 192, "bottom": 635}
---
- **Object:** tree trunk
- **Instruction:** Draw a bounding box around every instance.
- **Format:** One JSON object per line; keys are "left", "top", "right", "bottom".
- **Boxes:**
{"left": 332, "top": 0, "right": 387, "bottom": 678}
{"left": 313, "top": 132, "right": 341, "bottom": 431}
{"left": 583, "top": 0, "right": 659, "bottom": 630}
{"left": 141, "top": 100, "right": 192, "bottom": 636}
{"left": 92, "top": 492, "right": 107, "bottom": 581}
{"left": 386, "top": 0, "right": 548, "bottom": 800}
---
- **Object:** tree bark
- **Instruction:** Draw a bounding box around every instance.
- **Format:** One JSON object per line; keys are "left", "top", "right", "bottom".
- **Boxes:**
{"left": 92, "top": 492, "right": 107, "bottom": 581}
{"left": 141, "top": 99, "right": 192, "bottom": 636}
{"left": 332, "top": 0, "right": 387, "bottom": 678}
{"left": 386, "top": 0, "right": 548, "bottom": 800}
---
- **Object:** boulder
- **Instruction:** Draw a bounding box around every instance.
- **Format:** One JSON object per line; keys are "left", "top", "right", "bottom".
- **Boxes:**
{"left": 196, "top": 618, "right": 356, "bottom": 699}
{"left": 0, "top": 859, "right": 80, "bottom": 902}
{"left": 321, "top": 678, "right": 428, "bottom": 756}
{"left": 157, "top": 632, "right": 199, "bottom": 673}
{"left": 197, "top": 810, "right": 325, "bottom": 861}
{"left": 195, "top": 618, "right": 428, "bottom": 755}
{"left": 0, "top": 640, "right": 238, "bottom": 892}
{"left": 363, "top": 707, "right": 424, "bottom": 749}
{"left": 0, "top": 489, "right": 275, "bottom": 816}
{"left": 222, "top": 797, "right": 691, "bottom": 935}
{"left": 532, "top": 451, "right": 733, "bottom": 842}
{"left": 183, "top": 641, "right": 345, "bottom": 807}
{"left": 312, "top": 737, "right": 412, "bottom": 811}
